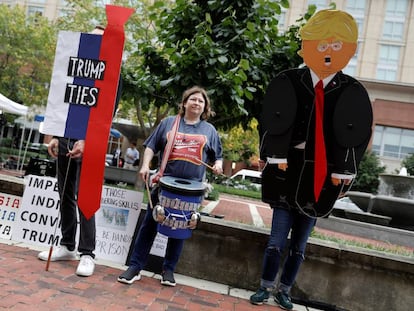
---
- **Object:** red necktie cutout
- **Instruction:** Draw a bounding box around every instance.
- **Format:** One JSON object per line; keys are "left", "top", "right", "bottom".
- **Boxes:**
{"left": 77, "top": 5, "right": 134, "bottom": 220}
{"left": 314, "top": 80, "right": 327, "bottom": 202}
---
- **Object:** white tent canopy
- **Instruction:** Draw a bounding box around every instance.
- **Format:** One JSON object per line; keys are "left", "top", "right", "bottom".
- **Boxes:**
{"left": 0, "top": 92, "right": 28, "bottom": 172}
{"left": 0, "top": 92, "right": 28, "bottom": 116}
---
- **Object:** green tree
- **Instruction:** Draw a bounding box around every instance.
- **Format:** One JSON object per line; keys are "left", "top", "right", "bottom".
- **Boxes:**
{"left": 54, "top": 0, "right": 315, "bottom": 134}
{"left": 221, "top": 119, "right": 259, "bottom": 164}
{"left": 0, "top": 4, "right": 56, "bottom": 111}
{"left": 401, "top": 153, "right": 414, "bottom": 175}
{"left": 352, "top": 150, "right": 386, "bottom": 194}
{"left": 124, "top": 0, "right": 315, "bottom": 131}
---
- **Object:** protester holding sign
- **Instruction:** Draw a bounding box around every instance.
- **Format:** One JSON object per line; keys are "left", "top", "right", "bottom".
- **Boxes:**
{"left": 38, "top": 24, "right": 124, "bottom": 277}
{"left": 118, "top": 86, "right": 223, "bottom": 287}
{"left": 37, "top": 137, "right": 93, "bottom": 276}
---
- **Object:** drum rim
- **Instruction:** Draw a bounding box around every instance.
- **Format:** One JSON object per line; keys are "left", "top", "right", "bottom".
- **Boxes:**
{"left": 160, "top": 176, "right": 205, "bottom": 196}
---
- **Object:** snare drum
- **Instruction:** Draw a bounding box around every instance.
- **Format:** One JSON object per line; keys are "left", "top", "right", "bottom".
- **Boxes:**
{"left": 158, "top": 176, "right": 205, "bottom": 239}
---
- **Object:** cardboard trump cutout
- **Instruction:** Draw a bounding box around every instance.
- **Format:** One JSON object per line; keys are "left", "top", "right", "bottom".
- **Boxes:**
{"left": 260, "top": 10, "right": 373, "bottom": 217}
{"left": 42, "top": 5, "right": 134, "bottom": 219}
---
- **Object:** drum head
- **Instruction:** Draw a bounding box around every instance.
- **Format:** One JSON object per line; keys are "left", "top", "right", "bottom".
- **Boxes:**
{"left": 159, "top": 176, "right": 205, "bottom": 196}
{"left": 333, "top": 83, "right": 373, "bottom": 147}
{"left": 262, "top": 74, "right": 297, "bottom": 135}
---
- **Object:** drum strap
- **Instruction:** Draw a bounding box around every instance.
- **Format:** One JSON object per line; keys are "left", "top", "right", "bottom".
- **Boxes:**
{"left": 152, "top": 114, "right": 181, "bottom": 184}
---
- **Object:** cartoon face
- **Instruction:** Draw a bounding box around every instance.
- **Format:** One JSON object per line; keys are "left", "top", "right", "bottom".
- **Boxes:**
{"left": 301, "top": 36, "right": 356, "bottom": 79}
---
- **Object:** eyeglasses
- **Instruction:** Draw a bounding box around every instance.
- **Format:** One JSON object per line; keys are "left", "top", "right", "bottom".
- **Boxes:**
{"left": 188, "top": 97, "right": 205, "bottom": 104}
{"left": 317, "top": 40, "right": 343, "bottom": 52}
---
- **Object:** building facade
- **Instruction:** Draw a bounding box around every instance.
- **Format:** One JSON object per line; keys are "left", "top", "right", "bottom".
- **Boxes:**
{"left": 0, "top": 0, "right": 69, "bottom": 19}
{"left": 1, "top": 0, "right": 413, "bottom": 172}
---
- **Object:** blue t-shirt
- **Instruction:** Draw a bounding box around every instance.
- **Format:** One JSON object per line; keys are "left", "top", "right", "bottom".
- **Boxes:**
{"left": 144, "top": 116, "right": 223, "bottom": 182}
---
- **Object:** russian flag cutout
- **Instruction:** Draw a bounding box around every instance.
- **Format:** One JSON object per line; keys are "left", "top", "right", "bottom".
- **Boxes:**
{"left": 42, "top": 31, "right": 103, "bottom": 139}
{"left": 42, "top": 5, "right": 134, "bottom": 220}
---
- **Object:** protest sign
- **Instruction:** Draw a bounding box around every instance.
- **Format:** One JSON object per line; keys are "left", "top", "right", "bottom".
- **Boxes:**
{"left": 0, "top": 192, "right": 21, "bottom": 239}
{"left": 95, "top": 186, "right": 142, "bottom": 263}
{"left": 13, "top": 175, "right": 60, "bottom": 246}
{"left": 13, "top": 175, "right": 142, "bottom": 265}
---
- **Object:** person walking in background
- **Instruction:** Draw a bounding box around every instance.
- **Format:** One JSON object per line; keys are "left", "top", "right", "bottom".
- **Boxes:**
{"left": 250, "top": 10, "right": 372, "bottom": 309}
{"left": 117, "top": 86, "right": 223, "bottom": 287}
{"left": 38, "top": 25, "right": 123, "bottom": 277}
{"left": 124, "top": 142, "right": 139, "bottom": 169}
{"left": 111, "top": 147, "right": 123, "bottom": 167}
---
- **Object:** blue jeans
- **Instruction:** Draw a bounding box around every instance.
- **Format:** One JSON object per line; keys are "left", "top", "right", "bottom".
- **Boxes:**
{"left": 128, "top": 188, "right": 185, "bottom": 272}
{"left": 260, "top": 206, "right": 316, "bottom": 293}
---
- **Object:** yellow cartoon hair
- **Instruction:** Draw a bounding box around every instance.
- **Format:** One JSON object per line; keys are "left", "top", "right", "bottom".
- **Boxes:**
{"left": 299, "top": 9, "right": 358, "bottom": 43}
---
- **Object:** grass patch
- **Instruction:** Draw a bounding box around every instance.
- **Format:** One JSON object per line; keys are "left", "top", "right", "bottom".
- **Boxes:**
{"left": 212, "top": 183, "right": 261, "bottom": 200}
{"left": 311, "top": 230, "right": 414, "bottom": 258}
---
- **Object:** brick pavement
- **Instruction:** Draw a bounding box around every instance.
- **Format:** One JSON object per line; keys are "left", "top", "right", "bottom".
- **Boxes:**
{"left": 0, "top": 242, "right": 300, "bottom": 311}
{"left": 2, "top": 169, "right": 410, "bottom": 310}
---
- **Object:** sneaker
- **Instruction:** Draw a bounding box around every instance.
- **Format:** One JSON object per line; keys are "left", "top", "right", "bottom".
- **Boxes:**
{"left": 76, "top": 255, "right": 95, "bottom": 277}
{"left": 117, "top": 266, "right": 141, "bottom": 285}
{"left": 38, "top": 246, "right": 77, "bottom": 262}
{"left": 249, "top": 287, "right": 270, "bottom": 305}
{"left": 160, "top": 270, "right": 176, "bottom": 287}
{"left": 274, "top": 291, "right": 293, "bottom": 310}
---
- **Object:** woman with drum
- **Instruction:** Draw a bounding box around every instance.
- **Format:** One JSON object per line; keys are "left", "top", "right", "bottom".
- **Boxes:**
{"left": 118, "top": 86, "right": 223, "bottom": 287}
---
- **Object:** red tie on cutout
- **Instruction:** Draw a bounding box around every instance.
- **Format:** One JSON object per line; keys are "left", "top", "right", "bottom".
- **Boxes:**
{"left": 78, "top": 5, "right": 134, "bottom": 220}
{"left": 314, "top": 80, "right": 327, "bottom": 202}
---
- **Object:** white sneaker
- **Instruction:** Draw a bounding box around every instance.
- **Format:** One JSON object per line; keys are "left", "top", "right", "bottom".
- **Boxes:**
{"left": 76, "top": 255, "right": 95, "bottom": 277}
{"left": 38, "top": 246, "right": 77, "bottom": 261}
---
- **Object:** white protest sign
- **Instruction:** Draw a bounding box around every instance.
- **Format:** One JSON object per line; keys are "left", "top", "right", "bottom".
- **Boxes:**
{"left": 150, "top": 232, "right": 167, "bottom": 257}
{"left": 13, "top": 175, "right": 142, "bottom": 265}
{"left": 13, "top": 175, "right": 61, "bottom": 246}
{"left": 0, "top": 192, "right": 21, "bottom": 239}
{"left": 95, "top": 187, "right": 142, "bottom": 263}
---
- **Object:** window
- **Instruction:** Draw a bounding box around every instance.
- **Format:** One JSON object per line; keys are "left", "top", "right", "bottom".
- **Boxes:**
{"left": 372, "top": 125, "right": 414, "bottom": 159}
{"left": 343, "top": 60, "right": 356, "bottom": 76}
{"left": 58, "top": 8, "right": 71, "bottom": 17}
{"left": 382, "top": 0, "right": 407, "bottom": 41}
{"left": 385, "top": 0, "right": 408, "bottom": 15}
{"left": 376, "top": 45, "right": 400, "bottom": 81}
{"left": 400, "top": 129, "right": 414, "bottom": 157}
{"left": 345, "top": 0, "right": 366, "bottom": 35}
{"left": 383, "top": 127, "right": 401, "bottom": 157}
{"left": 276, "top": 9, "right": 287, "bottom": 32}
{"left": 383, "top": 20, "right": 404, "bottom": 41}
{"left": 307, "top": 0, "right": 328, "bottom": 10}
{"left": 27, "top": 5, "right": 44, "bottom": 19}
{"left": 343, "top": 41, "right": 361, "bottom": 76}
{"left": 245, "top": 176, "right": 261, "bottom": 184}
{"left": 94, "top": 0, "right": 112, "bottom": 7}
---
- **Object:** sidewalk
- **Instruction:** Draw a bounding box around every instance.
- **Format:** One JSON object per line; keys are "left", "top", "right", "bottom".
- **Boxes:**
{"left": 0, "top": 239, "right": 321, "bottom": 311}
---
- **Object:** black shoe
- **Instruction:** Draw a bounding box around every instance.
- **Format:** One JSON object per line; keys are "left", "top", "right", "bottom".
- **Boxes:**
{"left": 117, "top": 266, "right": 141, "bottom": 285}
{"left": 160, "top": 270, "right": 176, "bottom": 287}
{"left": 249, "top": 287, "right": 270, "bottom": 305}
{"left": 274, "top": 291, "right": 293, "bottom": 310}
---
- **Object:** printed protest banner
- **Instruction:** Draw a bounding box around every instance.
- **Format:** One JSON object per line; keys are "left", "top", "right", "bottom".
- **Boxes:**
{"left": 13, "top": 175, "right": 61, "bottom": 246}
{"left": 0, "top": 193, "right": 21, "bottom": 240}
{"left": 150, "top": 232, "right": 168, "bottom": 258}
{"left": 95, "top": 186, "right": 142, "bottom": 263}
{"left": 13, "top": 175, "right": 142, "bottom": 265}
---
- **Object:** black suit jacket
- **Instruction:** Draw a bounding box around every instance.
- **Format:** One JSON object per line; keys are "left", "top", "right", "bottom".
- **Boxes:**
{"left": 260, "top": 68, "right": 373, "bottom": 217}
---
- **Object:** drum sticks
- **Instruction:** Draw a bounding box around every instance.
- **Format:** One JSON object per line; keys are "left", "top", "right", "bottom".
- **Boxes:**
{"left": 197, "top": 159, "right": 226, "bottom": 177}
